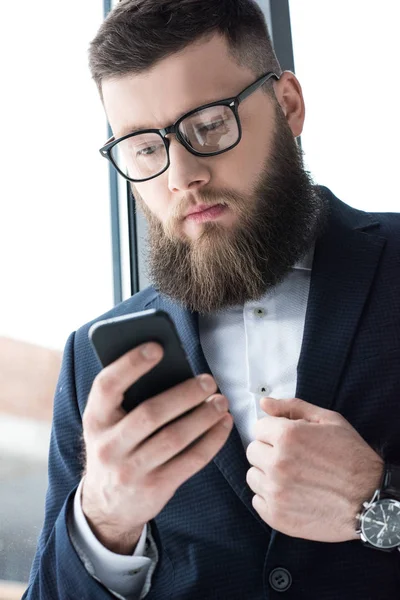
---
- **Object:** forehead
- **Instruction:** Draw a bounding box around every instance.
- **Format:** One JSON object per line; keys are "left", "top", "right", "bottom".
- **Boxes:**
{"left": 102, "top": 33, "right": 256, "bottom": 138}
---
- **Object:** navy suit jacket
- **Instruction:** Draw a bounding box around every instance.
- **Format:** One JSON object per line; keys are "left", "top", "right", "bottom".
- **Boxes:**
{"left": 23, "top": 186, "right": 400, "bottom": 599}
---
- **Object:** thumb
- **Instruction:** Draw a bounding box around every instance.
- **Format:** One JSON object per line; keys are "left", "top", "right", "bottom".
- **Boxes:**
{"left": 260, "top": 396, "right": 341, "bottom": 424}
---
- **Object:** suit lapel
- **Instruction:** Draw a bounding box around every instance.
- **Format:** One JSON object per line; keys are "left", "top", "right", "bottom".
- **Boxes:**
{"left": 296, "top": 188, "right": 386, "bottom": 409}
{"left": 143, "top": 187, "right": 386, "bottom": 532}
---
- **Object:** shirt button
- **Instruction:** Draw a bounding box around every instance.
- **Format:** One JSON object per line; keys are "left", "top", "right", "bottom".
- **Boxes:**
{"left": 253, "top": 307, "right": 266, "bottom": 318}
{"left": 258, "top": 384, "right": 271, "bottom": 395}
{"left": 127, "top": 568, "right": 143, "bottom": 575}
{"left": 269, "top": 567, "right": 292, "bottom": 592}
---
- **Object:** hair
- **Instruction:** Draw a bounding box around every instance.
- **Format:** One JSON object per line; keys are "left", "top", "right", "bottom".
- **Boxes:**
{"left": 88, "top": 0, "right": 283, "bottom": 104}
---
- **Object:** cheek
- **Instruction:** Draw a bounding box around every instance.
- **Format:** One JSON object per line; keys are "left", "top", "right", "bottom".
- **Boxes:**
{"left": 218, "top": 121, "right": 272, "bottom": 194}
{"left": 242, "top": 120, "right": 272, "bottom": 173}
{"left": 134, "top": 182, "right": 167, "bottom": 221}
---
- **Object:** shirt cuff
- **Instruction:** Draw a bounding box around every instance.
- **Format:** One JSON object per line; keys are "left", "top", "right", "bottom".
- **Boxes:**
{"left": 67, "top": 477, "right": 157, "bottom": 600}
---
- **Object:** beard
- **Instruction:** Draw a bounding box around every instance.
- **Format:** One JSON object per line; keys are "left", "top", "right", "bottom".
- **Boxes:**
{"left": 132, "top": 96, "right": 329, "bottom": 315}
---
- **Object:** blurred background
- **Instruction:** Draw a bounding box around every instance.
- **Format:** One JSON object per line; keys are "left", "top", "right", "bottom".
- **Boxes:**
{"left": 0, "top": 0, "right": 398, "bottom": 597}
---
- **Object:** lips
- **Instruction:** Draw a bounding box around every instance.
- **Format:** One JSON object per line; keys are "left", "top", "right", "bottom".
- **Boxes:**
{"left": 185, "top": 204, "right": 220, "bottom": 218}
{"left": 184, "top": 204, "right": 227, "bottom": 223}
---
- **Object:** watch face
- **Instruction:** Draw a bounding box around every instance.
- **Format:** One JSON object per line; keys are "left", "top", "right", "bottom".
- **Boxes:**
{"left": 361, "top": 499, "right": 400, "bottom": 549}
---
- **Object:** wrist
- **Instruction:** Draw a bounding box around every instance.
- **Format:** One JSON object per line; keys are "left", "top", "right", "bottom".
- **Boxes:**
{"left": 81, "top": 480, "right": 145, "bottom": 555}
{"left": 348, "top": 456, "right": 385, "bottom": 541}
{"left": 85, "top": 517, "right": 144, "bottom": 555}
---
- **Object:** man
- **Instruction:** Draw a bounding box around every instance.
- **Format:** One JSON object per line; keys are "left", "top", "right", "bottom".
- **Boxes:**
{"left": 23, "top": 1, "right": 400, "bottom": 599}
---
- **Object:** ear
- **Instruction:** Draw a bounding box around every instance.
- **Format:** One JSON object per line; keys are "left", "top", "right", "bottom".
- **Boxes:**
{"left": 273, "top": 71, "right": 306, "bottom": 138}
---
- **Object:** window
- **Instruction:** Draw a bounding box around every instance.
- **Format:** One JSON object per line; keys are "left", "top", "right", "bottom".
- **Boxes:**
{"left": 0, "top": 0, "right": 112, "bottom": 592}
{"left": 289, "top": 0, "right": 400, "bottom": 211}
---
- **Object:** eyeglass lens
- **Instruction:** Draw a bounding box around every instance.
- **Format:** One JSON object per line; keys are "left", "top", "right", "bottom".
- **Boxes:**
{"left": 110, "top": 104, "right": 239, "bottom": 181}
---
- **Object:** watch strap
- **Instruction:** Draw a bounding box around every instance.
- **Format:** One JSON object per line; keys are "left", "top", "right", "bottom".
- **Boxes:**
{"left": 381, "top": 463, "right": 400, "bottom": 500}
{"left": 362, "top": 541, "right": 394, "bottom": 553}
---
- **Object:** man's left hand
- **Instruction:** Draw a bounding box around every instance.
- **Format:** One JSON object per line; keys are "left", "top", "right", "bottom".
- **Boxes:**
{"left": 245, "top": 396, "right": 384, "bottom": 543}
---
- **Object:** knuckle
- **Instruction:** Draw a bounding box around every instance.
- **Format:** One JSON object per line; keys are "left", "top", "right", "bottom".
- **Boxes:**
{"left": 130, "top": 451, "right": 145, "bottom": 473}
{"left": 115, "top": 463, "right": 133, "bottom": 487}
{"left": 135, "top": 404, "right": 158, "bottom": 433}
{"left": 246, "top": 466, "right": 257, "bottom": 486}
{"left": 271, "top": 454, "right": 291, "bottom": 481}
{"left": 329, "top": 409, "right": 344, "bottom": 423}
{"left": 82, "top": 410, "right": 95, "bottom": 432}
{"left": 290, "top": 397, "right": 303, "bottom": 409}
{"left": 246, "top": 440, "right": 257, "bottom": 462}
{"left": 158, "top": 428, "right": 182, "bottom": 455}
{"left": 96, "top": 439, "right": 114, "bottom": 464}
{"left": 95, "top": 369, "right": 118, "bottom": 397}
{"left": 129, "top": 449, "right": 148, "bottom": 474}
{"left": 278, "top": 421, "right": 299, "bottom": 446}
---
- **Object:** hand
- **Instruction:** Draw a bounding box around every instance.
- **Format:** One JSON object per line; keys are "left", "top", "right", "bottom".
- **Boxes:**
{"left": 81, "top": 342, "right": 233, "bottom": 554}
{"left": 245, "top": 396, "right": 384, "bottom": 543}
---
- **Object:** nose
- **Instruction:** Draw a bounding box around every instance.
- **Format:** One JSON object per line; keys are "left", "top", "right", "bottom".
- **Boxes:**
{"left": 166, "top": 135, "right": 211, "bottom": 194}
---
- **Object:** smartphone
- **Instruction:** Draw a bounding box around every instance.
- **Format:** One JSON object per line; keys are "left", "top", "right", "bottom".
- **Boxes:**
{"left": 88, "top": 309, "right": 194, "bottom": 413}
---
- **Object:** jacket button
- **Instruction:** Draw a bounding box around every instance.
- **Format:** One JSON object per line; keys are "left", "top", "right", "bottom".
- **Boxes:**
{"left": 269, "top": 567, "right": 292, "bottom": 592}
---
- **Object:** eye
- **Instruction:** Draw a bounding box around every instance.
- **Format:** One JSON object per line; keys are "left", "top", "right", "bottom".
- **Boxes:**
{"left": 136, "top": 146, "right": 156, "bottom": 157}
{"left": 135, "top": 144, "right": 164, "bottom": 158}
{"left": 197, "top": 120, "right": 225, "bottom": 134}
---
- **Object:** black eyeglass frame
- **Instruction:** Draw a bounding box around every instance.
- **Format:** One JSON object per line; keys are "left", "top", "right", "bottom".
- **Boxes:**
{"left": 99, "top": 71, "right": 280, "bottom": 183}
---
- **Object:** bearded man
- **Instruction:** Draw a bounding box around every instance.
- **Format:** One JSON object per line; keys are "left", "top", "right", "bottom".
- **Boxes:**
{"left": 24, "top": 2, "right": 400, "bottom": 599}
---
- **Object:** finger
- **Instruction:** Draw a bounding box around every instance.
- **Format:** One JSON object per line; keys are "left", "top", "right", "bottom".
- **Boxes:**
{"left": 153, "top": 414, "right": 233, "bottom": 493}
{"left": 83, "top": 342, "right": 164, "bottom": 430}
{"left": 253, "top": 412, "right": 293, "bottom": 446}
{"left": 246, "top": 439, "right": 271, "bottom": 470}
{"left": 111, "top": 373, "right": 218, "bottom": 451}
{"left": 260, "top": 396, "right": 334, "bottom": 424}
{"left": 126, "top": 394, "right": 229, "bottom": 470}
{"left": 246, "top": 466, "right": 266, "bottom": 497}
{"left": 252, "top": 494, "right": 268, "bottom": 516}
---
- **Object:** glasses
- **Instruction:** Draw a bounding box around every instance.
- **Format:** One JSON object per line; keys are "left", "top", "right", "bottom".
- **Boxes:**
{"left": 99, "top": 71, "right": 280, "bottom": 183}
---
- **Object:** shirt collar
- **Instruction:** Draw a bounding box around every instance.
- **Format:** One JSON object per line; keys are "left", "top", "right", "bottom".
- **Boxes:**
{"left": 292, "top": 244, "right": 315, "bottom": 271}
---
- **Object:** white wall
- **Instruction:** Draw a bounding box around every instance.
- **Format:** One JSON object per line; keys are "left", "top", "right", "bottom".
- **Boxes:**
{"left": 0, "top": 0, "right": 113, "bottom": 351}
{"left": 289, "top": 0, "right": 400, "bottom": 212}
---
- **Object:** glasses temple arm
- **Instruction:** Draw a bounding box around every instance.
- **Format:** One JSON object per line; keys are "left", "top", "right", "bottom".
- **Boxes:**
{"left": 237, "top": 72, "right": 280, "bottom": 105}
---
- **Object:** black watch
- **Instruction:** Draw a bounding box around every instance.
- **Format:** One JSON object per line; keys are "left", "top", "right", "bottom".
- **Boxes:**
{"left": 356, "top": 463, "right": 400, "bottom": 552}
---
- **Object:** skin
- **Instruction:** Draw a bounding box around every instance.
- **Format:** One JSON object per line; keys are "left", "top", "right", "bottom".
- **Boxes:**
{"left": 102, "top": 34, "right": 294, "bottom": 240}
{"left": 91, "top": 32, "right": 384, "bottom": 548}
{"left": 102, "top": 33, "right": 328, "bottom": 314}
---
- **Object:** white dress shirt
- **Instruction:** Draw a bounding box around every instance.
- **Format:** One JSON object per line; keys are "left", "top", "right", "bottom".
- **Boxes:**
{"left": 68, "top": 246, "right": 314, "bottom": 599}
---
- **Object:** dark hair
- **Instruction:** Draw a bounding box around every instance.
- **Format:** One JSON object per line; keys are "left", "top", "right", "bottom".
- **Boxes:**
{"left": 88, "top": 0, "right": 282, "bottom": 103}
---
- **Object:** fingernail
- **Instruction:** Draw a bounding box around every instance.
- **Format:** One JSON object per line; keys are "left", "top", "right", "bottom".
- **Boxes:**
{"left": 197, "top": 375, "right": 215, "bottom": 393}
{"left": 141, "top": 343, "right": 161, "bottom": 360}
{"left": 213, "top": 396, "right": 228, "bottom": 413}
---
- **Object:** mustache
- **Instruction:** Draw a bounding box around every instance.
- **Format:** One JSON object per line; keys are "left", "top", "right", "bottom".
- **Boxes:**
{"left": 170, "top": 188, "right": 245, "bottom": 221}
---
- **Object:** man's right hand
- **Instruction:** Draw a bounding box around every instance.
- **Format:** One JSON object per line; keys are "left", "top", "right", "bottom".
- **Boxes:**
{"left": 81, "top": 342, "right": 233, "bottom": 555}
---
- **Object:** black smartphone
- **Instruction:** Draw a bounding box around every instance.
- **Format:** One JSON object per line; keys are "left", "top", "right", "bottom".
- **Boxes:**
{"left": 88, "top": 309, "right": 194, "bottom": 413}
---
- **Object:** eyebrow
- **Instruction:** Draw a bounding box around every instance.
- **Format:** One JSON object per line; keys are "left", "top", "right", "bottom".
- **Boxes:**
{"left": 118, "top": 123, "right": 154, "bottom": 138}
{"left": 117, "top": 95, "right": 230, "bottom": 139}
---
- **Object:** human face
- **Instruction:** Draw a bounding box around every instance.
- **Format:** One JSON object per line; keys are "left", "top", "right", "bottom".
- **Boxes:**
{"left": 102, "top": 35, "right": 287, "bottom": 241}
{"left": 102, "top": 33, "right": 328, "bottom": 314}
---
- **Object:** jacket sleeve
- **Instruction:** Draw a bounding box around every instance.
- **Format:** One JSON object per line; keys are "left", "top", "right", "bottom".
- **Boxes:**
{"left": 21, "top": 332, "right": 133, "bottom": 600}
{"left": 68, "top": 477, "right": 158, "bottom": 599}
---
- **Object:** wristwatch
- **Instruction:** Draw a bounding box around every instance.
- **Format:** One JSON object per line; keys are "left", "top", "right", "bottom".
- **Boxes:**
{"left": 356, "top": 463, "right": 400, "bottom": 551}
